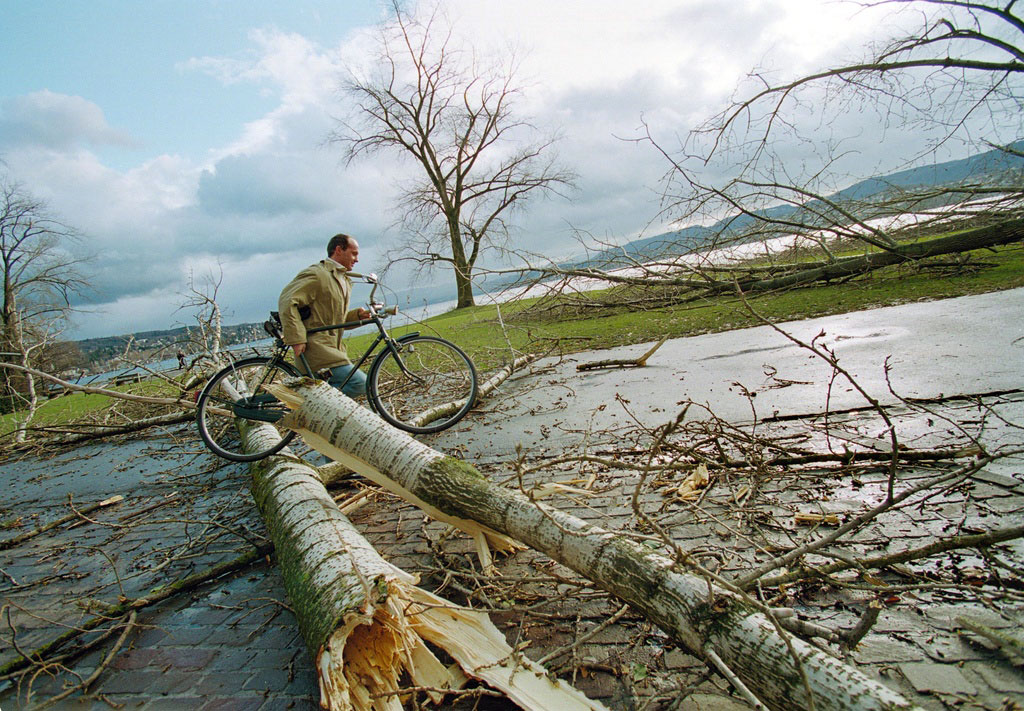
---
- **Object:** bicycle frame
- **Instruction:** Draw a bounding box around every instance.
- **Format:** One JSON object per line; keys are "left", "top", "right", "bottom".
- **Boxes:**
{"left": 287, "top": 273, "right": 415, "bottom": 391}
{"left": 198, "top": 271, "right": 477, "bottom": 460}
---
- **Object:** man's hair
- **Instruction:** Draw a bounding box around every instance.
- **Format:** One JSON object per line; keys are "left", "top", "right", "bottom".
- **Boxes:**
{"left": 327, "top": 233, "right": 352, "bottom": 256}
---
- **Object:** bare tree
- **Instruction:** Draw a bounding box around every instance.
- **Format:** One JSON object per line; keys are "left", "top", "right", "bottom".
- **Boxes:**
{"left": 498, "top": 1, "right": 1023, "bottom": 309}
{"left": 651, "top": 0, "right": 1024, "bottom": 267}
{"left": 331, "top": 1, "right": 574, "bottom": 308}
{"left": 177, "top": 266, "right": 226, "bottom": 369}
{"left": 1, "top": 177, "right": 89, "bottom": 441}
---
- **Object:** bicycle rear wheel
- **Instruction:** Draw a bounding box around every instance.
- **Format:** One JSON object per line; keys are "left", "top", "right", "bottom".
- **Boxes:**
{"left": 196, "top": 356, "right": 299, "bottom": 461}
{"left": 367, "top": 336, "right": 478, "bottom": 434}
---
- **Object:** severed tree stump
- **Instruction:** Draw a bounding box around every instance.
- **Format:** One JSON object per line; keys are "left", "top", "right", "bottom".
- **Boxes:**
{"left": 242, "top": 419, "right": 606, "bottom": 711}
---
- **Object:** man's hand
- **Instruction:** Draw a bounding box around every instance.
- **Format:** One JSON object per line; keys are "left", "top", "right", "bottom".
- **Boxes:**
{"left": 357, "top": 308, "right": 371, "bottom": 320}
{"left": 292, "top": 343, "right": 306, "bottom": 358}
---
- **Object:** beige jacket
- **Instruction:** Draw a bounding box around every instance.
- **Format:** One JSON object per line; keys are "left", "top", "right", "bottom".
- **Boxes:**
{"left": 277, "top": 259, "right": 361, "bottom": 372}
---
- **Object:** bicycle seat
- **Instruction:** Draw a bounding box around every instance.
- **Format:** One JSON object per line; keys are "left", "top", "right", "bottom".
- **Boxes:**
{"left": 264, "top": 313, "right": 284, "bottom": 340}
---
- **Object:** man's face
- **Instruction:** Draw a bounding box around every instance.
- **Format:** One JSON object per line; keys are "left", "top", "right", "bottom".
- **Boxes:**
{"left": 332, "top": 239, "right": 359, "bottom": 270}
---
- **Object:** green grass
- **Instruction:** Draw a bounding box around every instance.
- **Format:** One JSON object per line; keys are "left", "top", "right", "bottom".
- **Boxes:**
{"left": 0, "top": 378, "right": 184, "bottom": 436}
{"left": 370, "top": 241, "right": 1024, "bottom": 369}
{"left": 4, "top": 241, "right": 1023, "bottom": 436}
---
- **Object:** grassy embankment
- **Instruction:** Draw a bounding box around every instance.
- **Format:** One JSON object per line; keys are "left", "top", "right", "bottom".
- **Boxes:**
{"left": 0, "top": 378, "right": 181, "bottom": 436}
{"left": 4, "top": 239, "right": 1023, "bottom": 437}
{"left": 375, "top": 239, "right": 1024, "bottom": 371}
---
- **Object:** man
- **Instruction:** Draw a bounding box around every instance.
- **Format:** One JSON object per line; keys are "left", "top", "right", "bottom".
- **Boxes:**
{"left": 278, "top": 233, "right": 371, "bottom": 397}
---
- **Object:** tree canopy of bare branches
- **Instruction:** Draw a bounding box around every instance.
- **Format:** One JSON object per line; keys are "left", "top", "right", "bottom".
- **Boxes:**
{"left": 332, "top": 1, "right": 573, "bottom": 309}
{"left": 176, "top": 267, "right": 226, "bottom": 369}
{"left": 708, "top": 0, "right": 1023, "bottom": 161}
{"left": 1, "top": 176, "right": 90, "bottom": 439}
{"left": 653, "top": 0, "right": 1024, "bottom": 256}
{"left": 502, "top": 1, "right": 1023, "bottom": 310}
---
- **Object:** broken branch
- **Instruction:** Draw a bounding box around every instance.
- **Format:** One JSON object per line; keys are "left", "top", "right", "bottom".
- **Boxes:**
{"left": 577, "top": 336, "right": 668, "bottom": 371}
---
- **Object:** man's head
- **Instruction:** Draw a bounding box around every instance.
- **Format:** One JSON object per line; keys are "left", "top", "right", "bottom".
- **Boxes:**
{"left": 327, "top": 233, "right": 359, "bottom": 270}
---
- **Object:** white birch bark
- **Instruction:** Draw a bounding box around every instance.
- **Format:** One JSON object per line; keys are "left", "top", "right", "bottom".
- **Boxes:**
{"left": 243, "top": 420, "right": 606, "bottom": 711}
{"left": 270, "top": 382, "right": 521, "bottom": 567}
{"left": 273, "top": 380, "right": 925, "bottom": 711}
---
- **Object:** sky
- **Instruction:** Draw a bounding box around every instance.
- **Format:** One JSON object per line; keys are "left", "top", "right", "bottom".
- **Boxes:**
{"left": 0, "top": 0, "right": 967, "bottom": 339}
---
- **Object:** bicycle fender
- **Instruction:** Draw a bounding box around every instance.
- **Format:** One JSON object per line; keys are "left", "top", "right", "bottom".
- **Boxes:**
{"left": 396, "top": 332, "right": 421, "bottom": 342}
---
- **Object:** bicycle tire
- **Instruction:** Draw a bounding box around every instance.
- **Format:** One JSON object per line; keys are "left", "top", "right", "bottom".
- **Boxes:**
{"left": 367, "top": 336, "right": 478, "bottom": 434}
{"left": 196, "top": 356, "right": 300, "bottom": 461}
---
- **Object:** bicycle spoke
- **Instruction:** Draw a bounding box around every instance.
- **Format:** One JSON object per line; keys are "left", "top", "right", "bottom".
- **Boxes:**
{"left": 369, "top": 337, "right": 477, "bottom": 433}
{"left": 196, "top": 357, "right": 298, "bottom": 461}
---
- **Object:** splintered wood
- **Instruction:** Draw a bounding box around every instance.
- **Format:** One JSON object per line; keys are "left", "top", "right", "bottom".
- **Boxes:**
{"left": 654, "top": 464, "right": 711, "bottom": 502}
{"left": 319, "top": 581, "right": 610, "bottom": 711}
{"left": 245, "top": 420, "right": 606, "bottom": 711}
{"left": 673, "top": 463, "right": 710, "bottom": 501}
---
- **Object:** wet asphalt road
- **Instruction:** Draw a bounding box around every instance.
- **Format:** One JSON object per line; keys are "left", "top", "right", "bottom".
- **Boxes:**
{"left": 430, "top": 287, "right": 1024, "bottom": 461}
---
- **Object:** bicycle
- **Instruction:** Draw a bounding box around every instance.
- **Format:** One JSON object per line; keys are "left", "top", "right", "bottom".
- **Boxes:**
{"left": 195, "top": 272, "right": 478, "bottom": 462}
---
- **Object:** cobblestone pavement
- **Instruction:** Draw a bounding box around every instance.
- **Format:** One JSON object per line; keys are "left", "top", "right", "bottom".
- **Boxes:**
{"left": 2, "top": 295, "right": 1023, "bottom": 710}
{"left": 0, "top": 434, "right": 321, "bottom": 711}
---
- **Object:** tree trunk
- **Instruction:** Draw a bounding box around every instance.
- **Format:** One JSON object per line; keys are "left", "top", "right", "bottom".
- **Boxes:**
{"left": 242, "top": 419, "right": 608, "bottom": 711}
{"left": 454, "top": 265, "right": 475, "bottom": 309}
{"left": 721, "top": 218, "right": 1024, "bottom": 295}
{"left": 12, "top": 326, "right": 37, "bottom": 444}
{"left": 272, "top": 381, "right": 924, "bottom": 711}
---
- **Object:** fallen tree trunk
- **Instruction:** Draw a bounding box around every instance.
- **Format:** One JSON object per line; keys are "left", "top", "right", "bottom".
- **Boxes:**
{"left": 320, "top": 354, "right": 541, "bottom": 485}
{"left": 272, "top": 381, "right": 923, "bottom": 711}
{"left": 242, "top": 420, "right": 607, "bottom": 711}
{"left": 719, "top": 218, "right": 1024, "bottom": 295}
{"left": 511, "top": 217, "right": 1024, "bottom": 302}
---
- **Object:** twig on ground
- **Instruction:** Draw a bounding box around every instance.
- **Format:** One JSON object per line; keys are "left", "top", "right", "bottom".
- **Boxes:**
{"left": 956, "top": 616, "right": 1024, "bottom": 663}
{"left": 27, "top": 611, "right": 137, "bottom": 711}
{"left": 0, "top": 496, "right": 124, "bottom": 551}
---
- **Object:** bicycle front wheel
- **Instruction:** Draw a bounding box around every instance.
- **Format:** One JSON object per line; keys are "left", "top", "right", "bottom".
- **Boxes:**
{"left": 367, "top": 336, "right": 478, "bottom": 434}
{"left": 196, "top": 356, "right": 299, "bottom": 461}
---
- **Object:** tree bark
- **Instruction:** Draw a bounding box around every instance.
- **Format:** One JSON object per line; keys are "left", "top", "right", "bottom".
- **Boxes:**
{"left": 454, "top": 262, "right": 476, "bottom": 309}
{"left": 242, "top": 419, "right": 607, "bottom": 711}
{"left": 721, "top": 218, "right": 1024, "bottom": 295}
{"left": 272, "top": 381, "right": 924, "bottom": 711}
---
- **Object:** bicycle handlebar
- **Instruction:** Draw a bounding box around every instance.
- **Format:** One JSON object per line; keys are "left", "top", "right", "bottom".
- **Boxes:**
{"left": 343, "top": 271, "right": 376, "bottom": 283}
{"left": 274, "top": 272, "right": 394, "bottom": 339}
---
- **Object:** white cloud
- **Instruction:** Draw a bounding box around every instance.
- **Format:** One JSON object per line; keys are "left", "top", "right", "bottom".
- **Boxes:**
{"left": 0, "top": 90, "right": 136, "bottom": 151}
{"left": 188, "top": 29, "right": 346, "bottom": 161}
{"left": 4, "top": 1, "right": 991, "bottom": 340}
